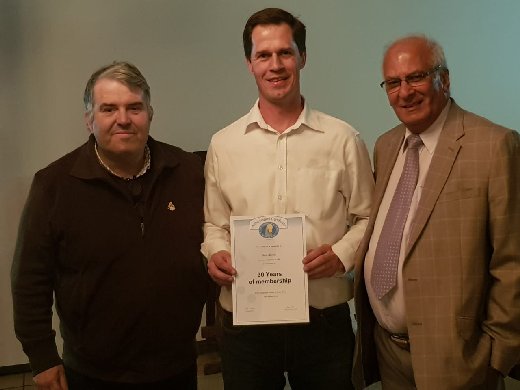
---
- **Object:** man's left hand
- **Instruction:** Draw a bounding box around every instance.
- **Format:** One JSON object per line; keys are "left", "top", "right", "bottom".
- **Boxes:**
{"left": 303, "top": 244, "right": 345, "bottom": 279}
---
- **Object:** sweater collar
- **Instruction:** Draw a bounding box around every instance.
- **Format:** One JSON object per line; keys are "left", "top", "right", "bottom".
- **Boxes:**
{"left": 70, "top": 134, "right": 179, "bottom": 180}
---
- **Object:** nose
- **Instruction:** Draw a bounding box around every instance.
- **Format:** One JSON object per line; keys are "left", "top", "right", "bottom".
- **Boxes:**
{"left": 116, "top": 109, "right": 131, "bottom": 126}
{"left": 270, "top": 54, "right": 283, "bottom": 70}
{"left": 397, "top": 80, "right": 415, "bottom": 99}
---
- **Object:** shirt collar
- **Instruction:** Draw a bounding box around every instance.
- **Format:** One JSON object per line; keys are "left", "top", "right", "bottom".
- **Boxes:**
{"left": 95, "top": 142, "right": 151, "bottom": 180}
{"left": 244, "top": 98, "right": 323, "bottom": 135}
{"left": 404, "top": 99, "right": 451, "bottom": 155}
{"left": 70, "top": 135, "right": 178, "bottom": 181}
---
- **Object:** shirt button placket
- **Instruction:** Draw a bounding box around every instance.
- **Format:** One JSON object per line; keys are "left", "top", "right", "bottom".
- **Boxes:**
{"left": 275, "top": 135, "right": 287, "bottom": 214}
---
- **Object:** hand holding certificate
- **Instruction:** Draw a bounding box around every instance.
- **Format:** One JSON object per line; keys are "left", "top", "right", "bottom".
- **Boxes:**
{"left": 230, "top": 214, "right": 309, "bottom": 325}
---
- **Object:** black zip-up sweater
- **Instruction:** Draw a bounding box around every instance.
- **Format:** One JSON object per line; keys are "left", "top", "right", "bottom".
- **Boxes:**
{"left": 12, "top": 135, "right": 208, "bottom": 383}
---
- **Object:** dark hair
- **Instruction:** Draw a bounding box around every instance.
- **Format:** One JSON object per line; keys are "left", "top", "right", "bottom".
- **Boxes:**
{"left": 243, "top": 8, "right": 306, "bottom": 60}
{"left": 84, "top": 61, "right": 152, "bottom": 118}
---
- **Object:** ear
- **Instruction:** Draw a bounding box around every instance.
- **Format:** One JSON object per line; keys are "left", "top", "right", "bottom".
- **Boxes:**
{"left": 246, "top": 57, "right": 254, "bottom": 74}
{"left": 441, "top": 69, "right": 450, "bottom": 93}
{"left": 84, "top": 112, "right": 94, "bottom": 133}
{"left": 148, "top": 105, "right": 154, "bottom": 122}
{"left": 299, "top": 52, "right": 307, "bottom": 70}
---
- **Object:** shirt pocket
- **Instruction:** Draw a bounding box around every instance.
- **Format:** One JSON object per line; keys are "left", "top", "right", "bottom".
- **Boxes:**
{"left": 292, "top": 168, "right": 343, "bottom": 219}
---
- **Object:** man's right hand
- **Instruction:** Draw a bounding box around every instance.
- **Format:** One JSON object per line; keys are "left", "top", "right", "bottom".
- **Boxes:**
{"left": 33, "top": 364, "right": 68, "bottom": 390}
{"left": 208, "top": 250, "right": 236, "bottom": 286}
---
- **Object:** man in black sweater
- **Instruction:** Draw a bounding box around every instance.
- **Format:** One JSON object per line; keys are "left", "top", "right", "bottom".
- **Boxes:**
{"left": 11, "top": 61, "right": 208, "bottom": 389}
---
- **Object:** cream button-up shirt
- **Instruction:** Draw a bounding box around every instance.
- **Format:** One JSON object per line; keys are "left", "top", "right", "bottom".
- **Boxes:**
{"left": 203, "top": 100, "right": 374, "bottom": 311}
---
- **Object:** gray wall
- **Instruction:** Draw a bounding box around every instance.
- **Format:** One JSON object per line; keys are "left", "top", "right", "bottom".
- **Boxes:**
{"left": 1, "top": 0, "right": 519, "bottom": 366}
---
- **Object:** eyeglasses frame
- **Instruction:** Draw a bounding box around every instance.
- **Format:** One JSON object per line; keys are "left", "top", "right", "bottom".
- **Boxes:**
{"left": 379, "top": 65, "right": 445, "bottom": 93}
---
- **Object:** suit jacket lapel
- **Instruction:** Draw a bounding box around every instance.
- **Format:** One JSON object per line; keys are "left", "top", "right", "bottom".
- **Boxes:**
{"left": 372, "top": 128, "right": 405, "bottom": 224}
{"left": 405, "top": 101, "right": 465, "bottom": 257}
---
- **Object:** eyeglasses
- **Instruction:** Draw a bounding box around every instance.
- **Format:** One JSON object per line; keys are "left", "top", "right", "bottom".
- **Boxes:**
{"left": 380, "top": 65, "right": 444, "bottom": 93}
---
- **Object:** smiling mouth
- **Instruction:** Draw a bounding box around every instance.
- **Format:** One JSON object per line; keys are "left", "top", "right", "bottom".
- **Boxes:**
{"left": 268, "top": 76, "right": 288, "bottom": 84}
{"left": 114, "top": 131, "right": 135, "bottom": 136}
{"left": 401, "top": 101, "right": 422, "bottom": 110}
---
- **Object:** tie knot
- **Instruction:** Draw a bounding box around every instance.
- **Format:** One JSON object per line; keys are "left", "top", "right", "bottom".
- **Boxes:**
{"left": 406, "top": 134, "right": 423, "bottom": 150}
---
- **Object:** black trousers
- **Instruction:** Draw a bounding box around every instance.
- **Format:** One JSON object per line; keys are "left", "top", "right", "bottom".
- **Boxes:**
{"left": 64, "top": 364, "right": 197, "bottom": 390}
{"left": 219, "top": 302, "right": 355, "bottom": 390}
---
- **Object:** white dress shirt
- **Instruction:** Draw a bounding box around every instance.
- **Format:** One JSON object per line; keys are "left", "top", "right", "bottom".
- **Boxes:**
{"left": 364, "top": 101, "right": 450, "bottom": 333}
{"left": 203, "top": 100, "right": 374, "bottom": 311}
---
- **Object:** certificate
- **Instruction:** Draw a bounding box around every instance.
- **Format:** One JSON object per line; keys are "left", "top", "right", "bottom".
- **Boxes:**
{"left": 230, "top": 214, "right": 309, "bottom": 325}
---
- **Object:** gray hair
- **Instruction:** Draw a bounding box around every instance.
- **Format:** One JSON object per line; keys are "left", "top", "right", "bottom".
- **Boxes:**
{"left": 383, "top": 34, "right": 449, "bottom": 91}
{"left": 83, "top": 61, "right": 152, "bottom": 119}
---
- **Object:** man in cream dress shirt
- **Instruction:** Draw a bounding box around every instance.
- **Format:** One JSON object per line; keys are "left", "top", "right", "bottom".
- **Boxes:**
{"left": 203, "top": 8, "right": 374, "bottom": 390}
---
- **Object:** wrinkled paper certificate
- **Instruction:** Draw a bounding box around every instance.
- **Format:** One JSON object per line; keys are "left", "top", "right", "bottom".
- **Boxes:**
{"left": 231, "top": 214, "right": 309, "bottom": 325}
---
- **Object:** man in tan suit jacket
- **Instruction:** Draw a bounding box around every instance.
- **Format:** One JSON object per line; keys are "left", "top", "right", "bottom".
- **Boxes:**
{"left": 353, "top": 35, "right": 520, "bottom": 389}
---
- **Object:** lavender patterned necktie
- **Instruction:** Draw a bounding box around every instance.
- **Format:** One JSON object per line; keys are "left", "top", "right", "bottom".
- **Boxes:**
{"left": 371, "top": 134, "right": 423, "bottom": 299}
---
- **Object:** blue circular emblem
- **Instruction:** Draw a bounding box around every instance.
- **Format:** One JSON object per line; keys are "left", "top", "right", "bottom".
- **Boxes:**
{"left": 259, "top": 222, "right": 279, "bottom": 238}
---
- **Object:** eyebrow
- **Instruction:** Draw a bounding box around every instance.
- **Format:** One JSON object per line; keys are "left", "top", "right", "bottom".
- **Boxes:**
{"left": 98, "top": 101, "right": 145, "bottom": 108}
{"left": 254, "top": 47, "right": 294, "bottom": 56}
{"left": 385, "top": 69, "right": 426, "bottom": 79}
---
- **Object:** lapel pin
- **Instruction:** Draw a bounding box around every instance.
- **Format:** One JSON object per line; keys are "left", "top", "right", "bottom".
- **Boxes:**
{"left": 167, "top": 202, "right": 176, "bottom": 211}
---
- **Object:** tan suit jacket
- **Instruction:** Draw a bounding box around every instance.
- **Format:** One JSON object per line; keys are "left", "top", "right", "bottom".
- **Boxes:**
{"left": 353, "top": 101, "right": 520, "bottom": 389}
